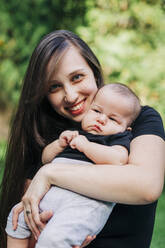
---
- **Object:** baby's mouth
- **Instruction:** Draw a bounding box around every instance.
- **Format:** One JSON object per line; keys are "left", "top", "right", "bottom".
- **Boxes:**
{"left": 91, "top": 125, "right": 102, "bottom": 132}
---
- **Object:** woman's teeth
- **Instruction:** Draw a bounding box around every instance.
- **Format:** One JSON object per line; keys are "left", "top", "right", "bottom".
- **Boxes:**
{"left": 69, "top": 101, "right": 84, "bottom": 111}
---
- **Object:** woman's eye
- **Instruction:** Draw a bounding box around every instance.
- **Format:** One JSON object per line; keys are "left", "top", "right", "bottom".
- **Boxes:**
{"left": 72, "top": 74, "right": 83, "bottom": 82}
{"left": 49, "top": 84, "right": 61, "bottom": 93}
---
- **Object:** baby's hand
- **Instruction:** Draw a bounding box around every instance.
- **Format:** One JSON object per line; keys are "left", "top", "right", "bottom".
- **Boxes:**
{"left": 70, "top": 135, "right": 89, "bottom": 152}
{"left": 59, "top": 130, "right": 79, "bottom": 148}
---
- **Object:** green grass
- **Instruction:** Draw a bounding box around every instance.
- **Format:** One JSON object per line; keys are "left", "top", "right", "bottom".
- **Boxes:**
{"left": 151, "top": 192, "right": 165, "bottom": 248}
{"left": 0, "top": 141, "right": 164, "bottom": 247}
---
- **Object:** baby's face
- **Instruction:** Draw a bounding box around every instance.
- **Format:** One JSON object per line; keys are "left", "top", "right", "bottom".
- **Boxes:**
{"left": 81, "top": 87, "right": 132, "bottom": 135}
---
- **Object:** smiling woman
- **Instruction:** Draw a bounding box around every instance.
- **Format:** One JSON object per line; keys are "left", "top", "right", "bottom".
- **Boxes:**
{"left": 0, "top": 30, "right": 104, "bottom": 248}
{"left": 0, "top": 30, "right": 164, "bottom": 248}
{"left": 47, "top": 46, "right": 98, "bottom": 122}
{"left": 5, "top": 82, "right": 139, "bottom": 248}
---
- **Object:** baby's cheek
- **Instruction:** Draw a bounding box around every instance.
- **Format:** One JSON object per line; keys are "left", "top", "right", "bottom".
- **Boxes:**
{"left": 81, "top": 117, "right": 88, "bottom": 131}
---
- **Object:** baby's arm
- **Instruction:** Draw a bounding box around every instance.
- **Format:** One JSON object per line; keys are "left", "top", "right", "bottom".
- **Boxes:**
{"left": 42, "top": 130, "right": 78, "bottom": 164}
{"left": 70, "top": 135, "right": 128, "bottom": 165}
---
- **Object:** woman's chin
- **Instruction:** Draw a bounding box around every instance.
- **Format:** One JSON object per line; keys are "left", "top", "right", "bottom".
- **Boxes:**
{"left": 64, "top": 111, "right": 87, "bottom": 123}
{"left": 68, "top": 114, "right": 84, "bottom": 123}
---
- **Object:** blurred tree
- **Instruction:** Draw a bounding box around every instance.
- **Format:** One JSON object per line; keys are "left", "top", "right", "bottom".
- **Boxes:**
{"left": 77, "top": 0, "right": 165, "bottom": 123}
{"left": 0, "top": 0, "right": 87, "bottom": 109}
{"left": 0, "top": 0, "right": 165, "bottom": 123}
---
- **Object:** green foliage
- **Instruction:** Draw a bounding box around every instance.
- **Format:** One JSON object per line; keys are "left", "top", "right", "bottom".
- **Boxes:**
{"left": 77, "top": 0, "right": 165, "bottom": 123}
{"left": 1, "top": 0, "right": 165, "bottom": 123}
{"left": 0, "top": 0, "right": 87, "bottom": 109}
{"left": 0, "top": 2, "right": 164, "bottom": 246}
{"left": 0, "top": 141, "right": 6, "bottom": 183}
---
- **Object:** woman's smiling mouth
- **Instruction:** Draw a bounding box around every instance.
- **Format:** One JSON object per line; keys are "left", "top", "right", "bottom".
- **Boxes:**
{"left": 66, "top": 99, "right": 86, "bottom": 115}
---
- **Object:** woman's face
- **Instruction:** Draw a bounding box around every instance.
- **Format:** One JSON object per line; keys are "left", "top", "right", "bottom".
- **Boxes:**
{"left": 47, "top": 46, "right": 98, "bottom": 122}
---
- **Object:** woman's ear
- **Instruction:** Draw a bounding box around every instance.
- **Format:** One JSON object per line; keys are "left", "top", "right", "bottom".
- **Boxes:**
{"left": 127, "top": 127, "right": 132, "bottom": 131}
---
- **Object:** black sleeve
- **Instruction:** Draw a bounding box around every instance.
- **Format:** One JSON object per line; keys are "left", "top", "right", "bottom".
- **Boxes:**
{"left": 103, "top": 131, "right": 132, "bottom": 153}
{"left": 26, "top": 162, "right": 42, "bottom": 179}
{"left": 84, "top": 130, "right": 132, "bottom": 153}
{"left": 131, "top": 106, "right": 165, "bottom": 140}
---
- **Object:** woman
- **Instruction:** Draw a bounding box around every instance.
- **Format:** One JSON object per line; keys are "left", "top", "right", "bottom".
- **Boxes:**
{"left": 0, "top": 30, "right": 165, "bottom": 248}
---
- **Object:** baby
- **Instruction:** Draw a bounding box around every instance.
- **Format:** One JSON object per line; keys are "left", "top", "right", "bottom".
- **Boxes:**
{"left": 6, "top": 83, "right": 141, "bottom": 248}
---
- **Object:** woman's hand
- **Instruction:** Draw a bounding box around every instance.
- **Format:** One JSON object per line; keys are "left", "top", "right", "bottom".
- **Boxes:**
{"left": 73, "top": 235, "right": 96, "bottom": 248}
{"left": 12, "top": 201, "right": 53, "bottom": 236}
{"left": 12, "top": 202, "right": 24, "bottom": 230}
{"left": 27, "top": 211, "right": 53, "bottom": 248}
{"left": 22, "top": 166, "right": 52, "bottom": 239}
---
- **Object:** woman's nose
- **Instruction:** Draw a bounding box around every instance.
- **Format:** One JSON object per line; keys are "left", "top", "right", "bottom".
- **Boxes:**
{"left": 97, "top": 114, "right": 107, "bottom": 125}
{"left": 64, "top": 86, "right": 78, "bottom": 104}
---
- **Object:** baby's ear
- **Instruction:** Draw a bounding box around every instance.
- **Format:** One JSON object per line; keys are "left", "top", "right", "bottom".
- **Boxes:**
{"left": 127, "top": 127, "right": 132, "bottom": 131}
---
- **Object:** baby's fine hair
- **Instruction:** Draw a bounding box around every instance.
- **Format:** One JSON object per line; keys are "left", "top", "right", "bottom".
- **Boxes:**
{"left": 104, "top": 82, "right": 141, "bottom": 124}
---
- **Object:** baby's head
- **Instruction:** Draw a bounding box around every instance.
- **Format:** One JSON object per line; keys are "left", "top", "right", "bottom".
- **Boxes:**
{"left": 81, "top": 83, "right": 141, "bottom": 135}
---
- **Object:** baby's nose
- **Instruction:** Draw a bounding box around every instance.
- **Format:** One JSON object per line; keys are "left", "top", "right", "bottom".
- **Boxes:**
{"left": 97, "top": 114, "right": 107, "bottom": 125}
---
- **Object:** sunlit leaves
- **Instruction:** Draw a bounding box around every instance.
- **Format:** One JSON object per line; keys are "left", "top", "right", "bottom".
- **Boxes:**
{"left": 77, "top": 0, "right": 165, "bottom": 123}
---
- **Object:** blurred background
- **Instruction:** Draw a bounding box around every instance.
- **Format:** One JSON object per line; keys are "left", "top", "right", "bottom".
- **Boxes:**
{"left": 0, "top": 0, "right": 164, "bottom": 246}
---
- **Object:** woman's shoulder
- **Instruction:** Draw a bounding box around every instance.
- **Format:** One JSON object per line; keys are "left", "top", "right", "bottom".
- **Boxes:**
{"left": 131, "top": 105, "right": 165, "bottom": 140}
{"left": 135, "top": 105, "right": 163, "bottom": 123}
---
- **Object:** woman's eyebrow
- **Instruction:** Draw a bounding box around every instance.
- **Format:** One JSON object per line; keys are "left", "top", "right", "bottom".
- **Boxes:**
{"left": 48, "top": 69, "right": 86, "bottom": 84}
{"left": 48, "top": 79, "right": 61, "bottom": 85}
{"left": 68, "top": 69, "right": 85, "bottom": 77}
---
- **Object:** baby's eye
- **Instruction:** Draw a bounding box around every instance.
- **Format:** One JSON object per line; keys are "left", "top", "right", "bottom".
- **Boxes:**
{"left": 48, "top": 84, "right": 61, "bottom": 93}
{"left": 109, "top": 117, "right": 116, "bottom": 121}
{"left": 72, "top": 74, "right": 83, "bottom": 82}
{"left": 93, "top": 109, "right": 101, "bottom": 113}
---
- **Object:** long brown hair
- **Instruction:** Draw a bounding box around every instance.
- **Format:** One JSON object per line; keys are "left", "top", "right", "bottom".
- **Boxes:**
{"left": 0, "top": 30, "right": 104, "bottom": 246}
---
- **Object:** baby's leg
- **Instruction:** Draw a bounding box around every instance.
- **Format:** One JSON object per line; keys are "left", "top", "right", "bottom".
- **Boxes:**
{"left": 5, "top": 204, "right": 31, "bottom": 247}
{"left": 7, "top": 236, "right": 29, "bottom": 248}
{"left": 36, "top": 186, "right": 115, "bottom": 248}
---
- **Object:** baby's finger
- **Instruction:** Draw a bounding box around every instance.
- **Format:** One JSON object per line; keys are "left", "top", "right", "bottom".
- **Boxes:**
{"left": 69, "top": 139, "right": 76, "bottom": 149}
{"left": 60, "top": 137, "right": 68, "bottom": 147}
{"left": 73, "top": 131, "right": 79, "bottom": 137}
{"left": 67, "top": 131, "right": 79, "bottom": 143}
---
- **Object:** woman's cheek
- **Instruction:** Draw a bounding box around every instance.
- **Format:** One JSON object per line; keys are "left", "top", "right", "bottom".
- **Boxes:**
{"left": 48, "top": 94, "right": 61, "bottom": 111}
{"left": 81, "top": 81, "right": 97, "bottom": 96}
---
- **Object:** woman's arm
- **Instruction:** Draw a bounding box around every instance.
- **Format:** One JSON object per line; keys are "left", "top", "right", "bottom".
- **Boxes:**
{"left": 46, "top": 134, "right": 165, "bottom": 204}
{"left": 22, "top": 134, "right": 165, "bottom": 235}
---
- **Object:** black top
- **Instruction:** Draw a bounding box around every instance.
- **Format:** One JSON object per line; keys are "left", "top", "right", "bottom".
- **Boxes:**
{"left": 56, "top": 130, "right": 132, "bottom": 163}
{"left": 27, "top": 106, "right": 165, "bottom": 248}
{"left": 86, "top": 106, "right": 165, "bottom": 248}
